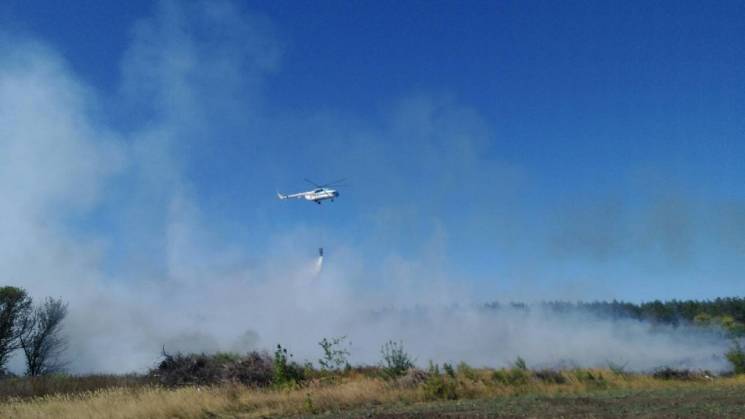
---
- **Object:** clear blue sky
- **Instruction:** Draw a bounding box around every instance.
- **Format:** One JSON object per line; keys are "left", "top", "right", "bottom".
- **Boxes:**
{"left": 2, "top": 0, "right": 745, "bottom": 302}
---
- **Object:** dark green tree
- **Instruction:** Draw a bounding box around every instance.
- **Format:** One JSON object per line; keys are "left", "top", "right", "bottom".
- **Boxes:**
{"left": 0, "top": 286, "right": 33, "bottom": 373}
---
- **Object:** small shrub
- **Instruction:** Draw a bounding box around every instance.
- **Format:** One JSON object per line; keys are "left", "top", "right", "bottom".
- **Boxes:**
{"left": 153, "top": 352, "right": 223, "bottom": 387}
{"left": 423, "top": 375, "right": 458, "bottom": 400}
{"left": 492, "top": 367, "right": 530, "bottom": 386}
{"left": 273, "top": 344, "right": 304, "bottom": 387}
{"left": 489, "top": 357, "right": 530, "bottom": 386}
{"left": 456, "top": 362, "right": 477, "bottom": 380}
{"left": 491, "top": 369, "right": 508, "bottom": 384}
{"left": 428, "top": 361, "right": 439, "bottom": 375}
{"left": 508, "top": 368, "right": 530, "bottom": 385}
{"left": 318, "top": 336, "right": 351, "bottom": 372}
{"left": 726, "top": 340, "right": 745, "bottom": 374}
{"left": 443, "top": 362, "right": 456, "bottom": 378}
{"left": 380, "top": 340, "right": 414, "bottom": 378}
{"left": 422, "top": 363, "right": 457, "bottom": 401}
{"left": 303, "top": 393, "right": 317, "bottom": 414}
{"left": 152, "top": 350, "right": 274, "bottom": 387}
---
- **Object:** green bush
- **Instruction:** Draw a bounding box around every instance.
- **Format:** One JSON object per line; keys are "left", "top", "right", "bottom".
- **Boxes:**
{"left": 456, "top": 362, "right": 477, "bottom": 380}
{"left": 380, "top": 340, "right": 414, "bottom": 378}
{"left": 508, "top": 368, "right": 530, "bottom": 385}
{"left": 303, "top": 393, "right": 317, "bottom": 414}
{"left": 318, "top": 336, "right": 351, "bottom": 372}
{"left": 726, "top": 340, "right": 745, "bottom": 374}
{"left": 423, "top": 363, "right": 458, "bottom": 401}
{"left": 491, "top": 367, "right": 530, "bottom": 386}
{"left": 273, "top": 344, "right": 304, "bottom": 387}
{"left": 490, "top": 357, "right": 530, "bottom": 386}
{"left": 443, "top": 362, "right": 456, "bottom": 378}
{"left": 491, "top": 369, "right": 508, "bottom": 384}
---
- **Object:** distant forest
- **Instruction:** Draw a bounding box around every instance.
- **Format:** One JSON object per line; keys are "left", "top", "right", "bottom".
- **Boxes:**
{"left": 485, "top": 298, "right": 745, "bottom": 336}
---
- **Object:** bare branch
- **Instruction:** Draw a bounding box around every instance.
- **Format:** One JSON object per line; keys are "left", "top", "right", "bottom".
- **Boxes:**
{"left": 21, "top": 297, "right": 68, "bottom": 376}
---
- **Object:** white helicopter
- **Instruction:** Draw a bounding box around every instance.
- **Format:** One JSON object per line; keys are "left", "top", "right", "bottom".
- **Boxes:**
{"left": 277, "top": 178, "right": 345, "bottom": 204}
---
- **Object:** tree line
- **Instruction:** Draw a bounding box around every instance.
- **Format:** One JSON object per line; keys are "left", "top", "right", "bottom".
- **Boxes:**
{"left": 0, "top": 287, "right": 67, "bottom": 376}
{"left": 486, "top": 298, "right": 745, "bottom": 335}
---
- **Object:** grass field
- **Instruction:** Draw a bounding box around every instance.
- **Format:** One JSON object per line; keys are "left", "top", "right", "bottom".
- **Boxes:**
{"left": 2, "top": 368, "right": 744, "bottom": 418}
{"left": 328, "top": 386, "right": 745, "bottom": 418}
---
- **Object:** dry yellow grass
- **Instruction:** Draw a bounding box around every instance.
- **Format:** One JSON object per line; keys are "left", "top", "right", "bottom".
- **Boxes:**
{"left": 3, "top": 371, "right": 745, "bottom": 419}
{"left": 0, "top": 378, "right": 402, "bottom": 419}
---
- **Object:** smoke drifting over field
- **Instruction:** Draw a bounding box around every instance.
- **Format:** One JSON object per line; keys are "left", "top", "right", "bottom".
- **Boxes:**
{"left": 56, "top": 256, "right": 734, "bottom": 373}
{"left": 0, "top": 1, "right": 741, "bottom": 373}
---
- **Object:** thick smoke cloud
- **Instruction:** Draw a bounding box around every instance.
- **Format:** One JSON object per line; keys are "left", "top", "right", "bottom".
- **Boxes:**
{"left": 0, "top": 1, "right": 740, "bottom": 373}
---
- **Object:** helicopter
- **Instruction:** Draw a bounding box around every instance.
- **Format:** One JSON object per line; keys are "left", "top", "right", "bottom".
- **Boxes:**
{"left": 277, "top": 178, "right": 345, "bottom": 204}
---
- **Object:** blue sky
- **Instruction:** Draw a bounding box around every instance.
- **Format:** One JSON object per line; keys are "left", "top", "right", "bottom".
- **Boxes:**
{"left": 2, "top": 0, "right": 745, "bottom": 303}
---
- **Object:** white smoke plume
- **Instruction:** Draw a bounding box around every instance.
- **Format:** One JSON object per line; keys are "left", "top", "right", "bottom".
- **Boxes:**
{"left": 0, "top": 2, "right": 738, "bottom": 374}
{"left": 314, "top": 255, "right": 324, "bottom": 277}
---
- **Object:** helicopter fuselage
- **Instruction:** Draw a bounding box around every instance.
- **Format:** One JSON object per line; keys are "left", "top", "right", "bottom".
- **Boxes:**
{"left": 304, "top": 188, "right": 339, "bottom": 203}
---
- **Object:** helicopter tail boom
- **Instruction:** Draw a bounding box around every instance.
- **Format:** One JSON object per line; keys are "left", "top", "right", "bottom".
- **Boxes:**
{"left": 277, "top": 191, "right": 305, "bottom": 200}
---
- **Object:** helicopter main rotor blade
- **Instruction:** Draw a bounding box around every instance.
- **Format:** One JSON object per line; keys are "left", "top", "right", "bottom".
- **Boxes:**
{"left": 320, "top": 178, "right": 348, "bottom": 187}
{"left": 304, "top": 178, "right": 322, "bottom": 188}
